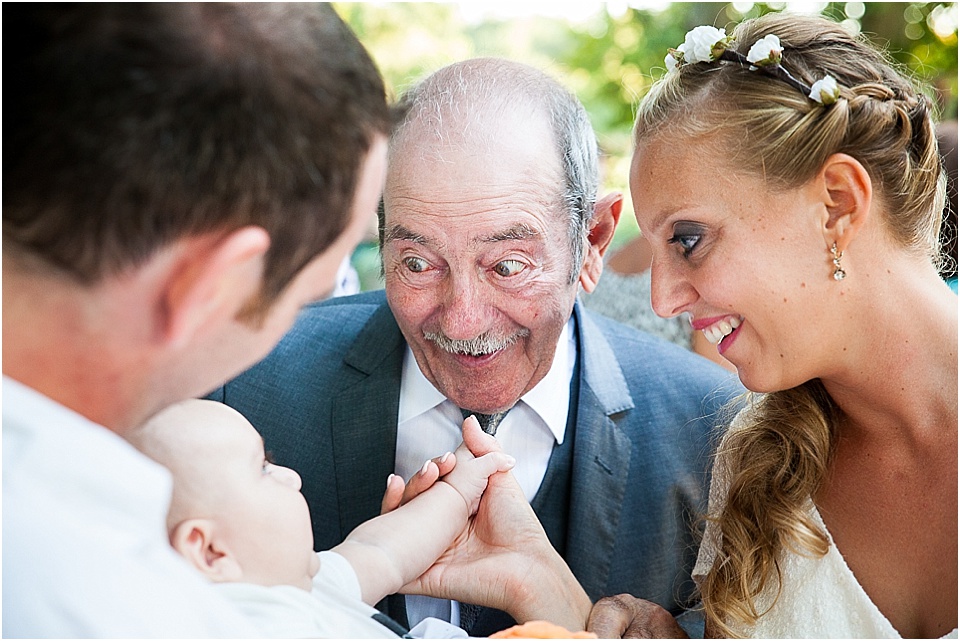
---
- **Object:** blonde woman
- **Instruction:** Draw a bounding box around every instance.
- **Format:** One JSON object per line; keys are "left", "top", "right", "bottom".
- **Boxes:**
{"left": 588, "top": 12, "right": 957, "bottom": 639}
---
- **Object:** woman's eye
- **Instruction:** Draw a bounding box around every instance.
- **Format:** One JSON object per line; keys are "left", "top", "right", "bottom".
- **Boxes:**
{"left": 403, "top": 256, "right": 429, "bottom": 273}
{"left": 667, "top": 223, "right": 705, "bottom": 257}
{"left": 493, "top": 259, "right": 525, "bottom": 277}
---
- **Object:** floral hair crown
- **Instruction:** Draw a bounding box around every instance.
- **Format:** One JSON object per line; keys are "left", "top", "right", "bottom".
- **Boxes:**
{"left": 666, "top": 26, "right": 841, "bottom": 105}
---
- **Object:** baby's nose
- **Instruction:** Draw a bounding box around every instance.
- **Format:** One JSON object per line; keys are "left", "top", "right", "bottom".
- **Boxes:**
{"left": 274, "top": 465, "right": 302, "bottom": 491}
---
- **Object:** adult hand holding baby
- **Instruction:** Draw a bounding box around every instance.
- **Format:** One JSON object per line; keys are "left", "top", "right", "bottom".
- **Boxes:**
{"left": 392, "top": 416, "right": 593, "bottom": 632}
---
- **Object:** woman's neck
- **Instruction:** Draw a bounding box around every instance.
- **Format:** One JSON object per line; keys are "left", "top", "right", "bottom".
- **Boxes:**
{"left": 820, "top": 265, "right": 957, "bottom": 447}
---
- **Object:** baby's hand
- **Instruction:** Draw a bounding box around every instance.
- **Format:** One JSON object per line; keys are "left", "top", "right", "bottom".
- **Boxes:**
{"left": 441, "top": 415, "right": 516, "bottom": 515}
{"left": 381, "top": 451, "right": 457, "bottom": 515}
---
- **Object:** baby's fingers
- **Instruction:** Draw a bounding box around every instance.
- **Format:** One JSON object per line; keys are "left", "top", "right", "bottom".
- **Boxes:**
{"left": 380, "top": 473, "right": 406, "bottom": 514}
{"left": 461, "top": 414, "right": 502, "bottom": 457}
{"left": 433, "top": 450, "right": 457, "bottom": 477}
{"left": 473, "top": 451, "right": 517, "bottom": 477}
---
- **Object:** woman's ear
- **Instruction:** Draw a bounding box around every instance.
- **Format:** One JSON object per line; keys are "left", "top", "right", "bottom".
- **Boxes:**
{"left": 169, "top": 519, "right": 244, "bottom": 584}
{"left": 159, "top": 226, "right": 271, "bottom": 349}
{"left": 818, "top": 153, "right": 872, "bottom": 253}
{"left": 579, "top": 192, "right": 624, "bottom": 293}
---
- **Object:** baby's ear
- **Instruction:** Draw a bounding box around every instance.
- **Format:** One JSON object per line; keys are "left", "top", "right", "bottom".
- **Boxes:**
{"left": 169, "top": 519, "right": 243, "bottom": 583}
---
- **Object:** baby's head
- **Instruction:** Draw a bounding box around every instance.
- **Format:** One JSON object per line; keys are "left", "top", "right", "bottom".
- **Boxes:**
{"left": 130, "top": 399, "right": 319, "bottom": 590}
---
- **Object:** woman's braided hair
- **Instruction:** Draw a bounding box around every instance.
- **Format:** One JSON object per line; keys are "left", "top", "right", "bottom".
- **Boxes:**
{"left": 634, "top": 13, "right": 945, "bottom": 637}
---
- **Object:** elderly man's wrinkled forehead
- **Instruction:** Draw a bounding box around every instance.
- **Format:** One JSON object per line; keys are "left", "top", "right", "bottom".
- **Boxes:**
{"left": 388, "top": 59, "right": 562, "bottom": 163}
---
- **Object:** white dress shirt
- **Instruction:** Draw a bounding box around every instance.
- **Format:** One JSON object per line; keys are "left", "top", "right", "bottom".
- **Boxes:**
{"left": 2, "top": 377, "right": 258, "bottom": 638}
{"left": 396, "top": 318, "right": 577, "bottom": 627}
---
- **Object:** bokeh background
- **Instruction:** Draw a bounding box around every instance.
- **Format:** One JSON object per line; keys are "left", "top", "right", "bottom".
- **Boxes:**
{"left": 332, "top": 2, "right": 959, "bottom": 291}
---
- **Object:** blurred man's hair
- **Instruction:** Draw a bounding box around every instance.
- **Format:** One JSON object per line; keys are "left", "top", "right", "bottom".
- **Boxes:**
{"left": 3, "top": 4, "right": 392, "bottom": 315}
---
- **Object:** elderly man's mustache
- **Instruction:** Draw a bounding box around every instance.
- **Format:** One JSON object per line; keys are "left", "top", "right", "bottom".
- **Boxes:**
{"left": 423, "top": 328, "right": 530, "bottom": 356}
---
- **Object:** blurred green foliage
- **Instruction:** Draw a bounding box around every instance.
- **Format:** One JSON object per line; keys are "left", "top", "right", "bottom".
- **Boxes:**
{"left": 334, "top": 2, "right": 958, "bottom": 287}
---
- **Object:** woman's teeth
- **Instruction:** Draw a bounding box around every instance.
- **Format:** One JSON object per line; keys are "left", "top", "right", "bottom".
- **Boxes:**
{"left": 703, "top": 316, "right": 742, "bottom": 344}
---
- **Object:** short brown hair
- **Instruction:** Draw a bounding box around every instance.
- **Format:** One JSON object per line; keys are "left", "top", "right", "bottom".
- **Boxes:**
{"left": 3, "top": 4, "right": 392, "bottom": 311}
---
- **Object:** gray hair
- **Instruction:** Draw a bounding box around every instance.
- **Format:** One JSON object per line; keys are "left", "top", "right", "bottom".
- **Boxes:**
{"left": 384, "top": 58, "right": 599, "bottom": 283}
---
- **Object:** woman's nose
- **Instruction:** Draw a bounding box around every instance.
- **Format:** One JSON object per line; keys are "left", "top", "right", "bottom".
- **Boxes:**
{"left": 649, "top": 261, "right": 698, "bottom": 319}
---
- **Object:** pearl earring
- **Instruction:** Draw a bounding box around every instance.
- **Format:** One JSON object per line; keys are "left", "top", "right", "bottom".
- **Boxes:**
{"left": 831, "top": 243, "right": 846, "bottom": 281}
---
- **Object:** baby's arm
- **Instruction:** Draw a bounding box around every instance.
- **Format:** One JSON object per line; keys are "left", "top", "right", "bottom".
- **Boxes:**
{"left": 333, "top": 416, "right": 514, "bottom": 605}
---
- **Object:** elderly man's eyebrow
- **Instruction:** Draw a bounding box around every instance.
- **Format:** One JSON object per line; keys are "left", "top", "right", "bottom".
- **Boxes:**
{"left": 479, "top": 224, "right": 540, "bottom": 243}
{"left": 383, "top": 224, "right": 430, "bottom": 245}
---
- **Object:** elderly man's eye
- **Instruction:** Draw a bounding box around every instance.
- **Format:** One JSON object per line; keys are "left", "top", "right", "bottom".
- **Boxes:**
{"left": 493, "top": 260, "right": 525, "bottom": 277}
{"left": 403, "top": 256, "right": 429, "bottom": 273}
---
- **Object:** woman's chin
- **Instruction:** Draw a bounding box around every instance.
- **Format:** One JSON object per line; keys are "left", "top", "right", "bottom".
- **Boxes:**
{"left": 733, "top": 365, "right": 788, "bottom": 394}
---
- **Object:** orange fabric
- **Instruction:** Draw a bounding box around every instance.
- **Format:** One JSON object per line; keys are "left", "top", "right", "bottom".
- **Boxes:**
{"left": 489, "top": 620, "right": 597, "bottom": 638}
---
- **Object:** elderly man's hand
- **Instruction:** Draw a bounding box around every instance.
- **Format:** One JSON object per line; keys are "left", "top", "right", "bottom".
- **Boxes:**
{"left": 586, "top": 595, "right": 689, "bottom": 639}
{"left": 401, "top": 418, "right": 593, "bottom": 632}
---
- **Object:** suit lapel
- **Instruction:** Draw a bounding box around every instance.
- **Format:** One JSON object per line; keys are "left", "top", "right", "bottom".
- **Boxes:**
{"left": 331, "top": 301, "right": 406, "bottom": 539}
{"left": 566, "top": 304, "right": 635, "bottom": 599}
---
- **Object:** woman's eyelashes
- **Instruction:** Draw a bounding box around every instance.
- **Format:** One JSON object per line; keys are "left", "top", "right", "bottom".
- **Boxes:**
{"left": 667, "top": 222, "right": 706, "bottom": 258}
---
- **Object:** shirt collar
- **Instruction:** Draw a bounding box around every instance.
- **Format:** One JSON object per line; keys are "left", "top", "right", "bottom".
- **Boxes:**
{"left": 398, "top": 317, "right": 577, "bottom": 443}
{"left": 521, "top": 317, "right": 575, "bottom": 444}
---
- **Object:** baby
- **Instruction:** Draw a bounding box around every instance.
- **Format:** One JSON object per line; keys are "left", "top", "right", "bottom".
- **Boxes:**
{"left": 128, "top": 399, "right": 516, "bottom": 638}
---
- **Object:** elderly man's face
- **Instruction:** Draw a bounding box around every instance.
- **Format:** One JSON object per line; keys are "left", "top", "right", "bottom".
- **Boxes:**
{"left": 382, "top": 112, "right": 581, "bottom": 414}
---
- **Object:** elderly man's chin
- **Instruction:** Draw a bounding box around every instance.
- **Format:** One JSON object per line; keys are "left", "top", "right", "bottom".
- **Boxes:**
{"left": 419, "top": 340, "right": 547, "bottom": 414}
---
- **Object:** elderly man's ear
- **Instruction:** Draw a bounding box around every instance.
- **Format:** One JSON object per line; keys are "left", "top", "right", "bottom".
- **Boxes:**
{"left": 579, "top": 192, "right": 623, "bottom": 293}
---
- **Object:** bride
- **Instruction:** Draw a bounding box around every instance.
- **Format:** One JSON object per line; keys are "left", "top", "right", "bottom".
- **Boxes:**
{"left": 590, "top": 12, "right": 957, "bottom": 639}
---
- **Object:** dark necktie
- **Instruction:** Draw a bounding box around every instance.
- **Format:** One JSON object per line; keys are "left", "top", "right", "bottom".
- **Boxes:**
{"left": 459, "top": 408, "right": 508, "bottom": 436}
{"left": 456, "top": 406, "right": 509, "bottom": 632}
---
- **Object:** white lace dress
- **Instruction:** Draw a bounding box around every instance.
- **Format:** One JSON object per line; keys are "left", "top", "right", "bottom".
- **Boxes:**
{"left": 695, "top": 442, "right": 958, "bottom": 638}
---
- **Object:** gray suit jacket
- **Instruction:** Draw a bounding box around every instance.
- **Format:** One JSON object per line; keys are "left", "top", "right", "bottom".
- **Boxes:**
{"left": 209, "top": 290, "right": 740, "bottom": 628}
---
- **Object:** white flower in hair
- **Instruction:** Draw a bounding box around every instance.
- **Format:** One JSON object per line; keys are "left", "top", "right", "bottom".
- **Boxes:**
{"left": 665, "top": 46, "right": 683, "bottom": 72}
{"left": 682, "top": 26, "right": 730, "bottom": 64}
{"left": 746, "top": 34, "right": 782, "bottom": 66}
{"left": 809, "top": 74, "right": 840, "bottom": 104}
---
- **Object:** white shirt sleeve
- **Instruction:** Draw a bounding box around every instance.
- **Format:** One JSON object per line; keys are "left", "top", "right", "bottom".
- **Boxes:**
{"left": 313, "top": 550, "right": 364, "bottom": 600}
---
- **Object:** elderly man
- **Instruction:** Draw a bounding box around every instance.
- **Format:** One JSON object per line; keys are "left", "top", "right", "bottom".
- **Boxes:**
{"left": 211, "top": 58, "right": 737, "bottom": 636}
{"left": 2, "top": 5, "right": 391, "bottom": 636}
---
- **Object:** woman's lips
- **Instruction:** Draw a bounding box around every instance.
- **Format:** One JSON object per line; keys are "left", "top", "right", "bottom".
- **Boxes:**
{"left": 691, "top": 315, "right": 743, "bottom": 350}
{"left": 717, "top": 322, "right": 742, "bottom": 355}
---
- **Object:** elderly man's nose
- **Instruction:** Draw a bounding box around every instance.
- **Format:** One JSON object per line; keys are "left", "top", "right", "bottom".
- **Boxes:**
{"left": 440, "top": 277, "right": 489, "bottom": 340}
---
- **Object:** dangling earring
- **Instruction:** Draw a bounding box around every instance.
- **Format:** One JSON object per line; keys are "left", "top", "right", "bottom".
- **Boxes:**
{"left": 831, "top": 242, "right": 846, "bottom": 281}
